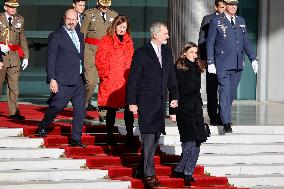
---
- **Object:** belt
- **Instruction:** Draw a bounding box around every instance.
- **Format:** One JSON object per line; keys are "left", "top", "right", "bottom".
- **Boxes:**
{"left": 85, "top": 37, "right": 100, "bottom": 45}
{"left": 0, "top": 42, "right": 24, "bottom": 58}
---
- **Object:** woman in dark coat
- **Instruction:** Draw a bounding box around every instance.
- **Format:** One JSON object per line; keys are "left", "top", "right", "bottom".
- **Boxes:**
{"left": 171, "top": 42, "right": 208, "bottom": 187}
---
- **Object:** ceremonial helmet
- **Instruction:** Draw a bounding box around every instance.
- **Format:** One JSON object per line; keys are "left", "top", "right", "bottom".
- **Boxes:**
{"left": 98, "top": 0, "right": 111, "bottom": 7}
{"left": 4, "top": 0, "right": 19, "bottom": 7}
{"left": 224, "top": 0, "right": 239, "bottom": 5}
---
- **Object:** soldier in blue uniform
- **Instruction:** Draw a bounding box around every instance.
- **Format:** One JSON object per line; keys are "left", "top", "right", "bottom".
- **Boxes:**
{"left": 198, "top": 0, "right": 226, "bottom": 126}
{"left": 206, "top": 0, "right": 258, "bottom": 133}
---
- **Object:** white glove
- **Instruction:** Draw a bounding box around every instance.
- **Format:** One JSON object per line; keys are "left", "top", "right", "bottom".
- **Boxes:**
{"left": 252, "top": 60, "right": 258, "bottom": 74}
{"left": 22, "top": 59, "right": 29, "bottom": 70}
{"left": 0, "top": 44, "right": 10, "bottom": 54}
{"left": 208, "top": 64, "right": 217, "bottom": 74}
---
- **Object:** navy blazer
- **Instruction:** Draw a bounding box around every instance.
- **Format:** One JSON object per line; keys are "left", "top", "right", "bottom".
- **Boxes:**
{"left": 46, "top": 26, "right": 84, "bottom": 85}
{"left": 206, "top": 13, "right": 257, "bottom": 73}
{"left": 127, "top": 42, "right": 178, "bottom": 134}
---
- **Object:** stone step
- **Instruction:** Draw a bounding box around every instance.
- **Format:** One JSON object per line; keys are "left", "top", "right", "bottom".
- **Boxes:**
{"left": 0, "top": 179, "right": 131, "bottom": 189}
{"left": 0, "top": 169, "right": 108, "bottom": 182}
{"left": 208, "top": 126, "right": 284, "bottom": 135}
{"left": 0, "top": 138, "right": 44, "bottom": 148}
{"left": 159, "top": 134, "right": 284, "bottom": 145}
{"left": 227, "top": 175, "right": 284, "bottom": 187}
{"left": 0, "top": 128, "right": 23, "bottom": 137}
{"left": 117, "top": 125, "right": 284, "bottom": 136}
{"left": 0, "top": 158, "right": 86, "bottom": 171}
{"left": 203, "top": 164, "right": 284, "bottom": 176}
{"left": 0, "top": 148, "right": 64, "bottom": 159}
{"left": 197, "top": 154, "right": 284, "bottom": 165}
{"left": 160, "top": 143, "right": 284, "bottom": 155}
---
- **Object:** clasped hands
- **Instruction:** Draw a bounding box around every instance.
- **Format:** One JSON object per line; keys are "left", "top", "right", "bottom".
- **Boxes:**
{"left": 129, "top": 100, "right": 178, "bottom": 122}
{"left": 0, "top": 44, "right": 29, "bottom": 70}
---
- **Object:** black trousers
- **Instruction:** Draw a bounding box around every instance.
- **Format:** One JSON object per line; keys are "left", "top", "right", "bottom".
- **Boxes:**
{"left": 105, "top": 105, "right": 134, "bottom": 137}
{"left": 40, "top": 76, "right": 86, "bottom": 140}
{"left": 206, "top": 70, "right": 219, "bottom": 121}
{"left": 137, "top": 132, "right": 161, "bottom": 177}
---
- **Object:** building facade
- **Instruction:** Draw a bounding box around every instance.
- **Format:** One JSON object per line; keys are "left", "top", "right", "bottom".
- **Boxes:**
{"left": 0, "top": 0, "right": 283, "bottom": 103}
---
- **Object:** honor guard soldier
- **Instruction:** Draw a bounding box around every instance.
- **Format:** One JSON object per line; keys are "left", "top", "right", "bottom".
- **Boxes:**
{"left": 81, "top": 0, "right": 118, "bottom": 114}
{"left": 206, "top": 0, "right": 258, "bottom": 133}
{"left": 59, "top": 0, "right": 86, "bottom": 31}
{"left": 198, "top": 0, "right": 225, "bottom": 126}
{"left": 0, "top": 0, "right": 29, "bottom": 120}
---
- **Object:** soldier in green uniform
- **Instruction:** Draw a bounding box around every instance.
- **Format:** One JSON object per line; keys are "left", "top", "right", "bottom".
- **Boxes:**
{"left": 81, "top": 0, "right": 118, "bottom": 120}
{"left": 0, "top": 0, "right": 29, "bottom": 120}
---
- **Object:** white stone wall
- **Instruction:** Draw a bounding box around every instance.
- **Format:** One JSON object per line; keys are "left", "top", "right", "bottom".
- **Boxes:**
{"left": 267, "top": 0, "right": 284, "bottom": 102}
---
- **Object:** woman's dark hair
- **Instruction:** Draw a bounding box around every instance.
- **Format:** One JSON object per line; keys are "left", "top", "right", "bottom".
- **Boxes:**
{"left": 176, "top": 42, "right": 205, "bottom": 73}
{"left": 107, "top": 15, "right": 130, "bottom": 39}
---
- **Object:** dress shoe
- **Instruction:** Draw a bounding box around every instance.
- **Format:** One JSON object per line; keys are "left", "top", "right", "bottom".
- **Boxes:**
{"left": 86, "top": 103, "right": 97, "bottom": 111}
{"left": 36, "top": 127, "right": 48, "bottom": 137}
{"left": 184, "top": 175, "right": 195, "bottom": 187}
{"left": 144, "top": 176, "right": 161, "bottom": 189}
{"left": 9, "top": 114, "right": 25, "bottom": 120}
{"left": 223, "top": 123, "right": 233, "bottom": 133}
{"left": 69, "top": 139, "right": 86, "bottom": 148}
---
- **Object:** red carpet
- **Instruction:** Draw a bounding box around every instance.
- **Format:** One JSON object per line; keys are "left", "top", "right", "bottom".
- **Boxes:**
{"left": 0, "top": 102, "right": 249, "bottom": 189}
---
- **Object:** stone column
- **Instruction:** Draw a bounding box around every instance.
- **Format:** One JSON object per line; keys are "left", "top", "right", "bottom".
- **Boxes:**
{"left": 168, "top": 0, "right": 215, "bottom": 100}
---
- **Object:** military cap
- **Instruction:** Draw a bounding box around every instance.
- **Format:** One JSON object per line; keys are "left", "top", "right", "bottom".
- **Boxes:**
{"left": 98, "top": 0, "right": 111, "bottom": 7}
{"left": 224, "top": 0, "right": 239, "bottom": 5}
{"left": 4, "top": 0, "right": 19, "bottom": 7}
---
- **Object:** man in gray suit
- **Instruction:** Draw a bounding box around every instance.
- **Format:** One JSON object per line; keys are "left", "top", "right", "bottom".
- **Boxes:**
{"left": 198, "top": 0, "right": 225, "bottom": 126}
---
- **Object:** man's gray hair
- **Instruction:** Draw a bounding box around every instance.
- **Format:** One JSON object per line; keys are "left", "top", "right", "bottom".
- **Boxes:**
{"left": 150, "top": 22, "right": 167, "bottom": 37}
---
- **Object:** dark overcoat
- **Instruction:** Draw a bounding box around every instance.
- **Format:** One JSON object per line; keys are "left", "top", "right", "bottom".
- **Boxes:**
{"left": 127, "top": 42, "right": 178, "bottom": 134}
{"left": 175, "top": 60, "right": 207, "bottom": 143}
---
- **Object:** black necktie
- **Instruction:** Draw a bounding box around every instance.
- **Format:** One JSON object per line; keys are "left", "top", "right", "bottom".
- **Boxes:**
{"left": 8, "top": 17, "right": 12, "bottom": 28}
{"left": 101, "top": 12, "right": 106, "bottom": 22}
{"left": 79, "top": 14, "right": 83, "bottom": 25}
{"left": 231, "top": 17, "right": 236, "bottom": 29}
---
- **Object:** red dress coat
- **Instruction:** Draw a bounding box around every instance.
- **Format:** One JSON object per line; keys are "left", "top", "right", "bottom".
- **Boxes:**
{"left": 95, "top": 33, "right": 134, "bottom": 108}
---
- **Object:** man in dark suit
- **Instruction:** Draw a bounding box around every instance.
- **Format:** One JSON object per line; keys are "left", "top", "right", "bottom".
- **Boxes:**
{"left": 37, "top": 9, "right": 86, "bottom": 148}
{"left": 206, "top": 0, "right": 258, "bottom": 133}
{"left": 59, "top": 0, "right": 86, "bottom": 30}
{"left": 127, "top": 22, "right": 178, "bottom": 188}
{"left": 198, "top": 0, "right": 225, "bottom": 126}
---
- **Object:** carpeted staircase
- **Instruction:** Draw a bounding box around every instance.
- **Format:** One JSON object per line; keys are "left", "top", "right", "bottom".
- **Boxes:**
{"left": 0, "top": 102, "right": 249, "bottom": 189}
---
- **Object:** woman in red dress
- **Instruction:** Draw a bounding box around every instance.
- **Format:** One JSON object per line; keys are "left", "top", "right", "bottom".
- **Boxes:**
{"left": 95, "top": 15, "right": 134, "bottom": 146}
